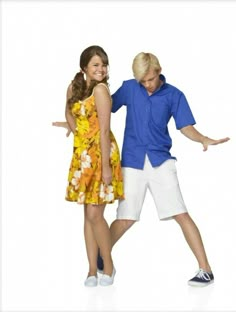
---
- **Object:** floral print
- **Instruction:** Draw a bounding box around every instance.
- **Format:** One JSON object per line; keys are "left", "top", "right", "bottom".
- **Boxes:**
{"left": 66, "top": 87, "right": 124, "bottom": 205}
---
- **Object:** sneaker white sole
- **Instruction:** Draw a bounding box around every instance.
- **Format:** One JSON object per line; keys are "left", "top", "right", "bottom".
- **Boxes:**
{"left": 188, "top": 280, "right": 214, "bottom": 287}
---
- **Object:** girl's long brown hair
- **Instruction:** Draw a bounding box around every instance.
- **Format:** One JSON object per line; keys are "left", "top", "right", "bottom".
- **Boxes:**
{"left": 67, "top": 45, "right": 109, "bottom": 110}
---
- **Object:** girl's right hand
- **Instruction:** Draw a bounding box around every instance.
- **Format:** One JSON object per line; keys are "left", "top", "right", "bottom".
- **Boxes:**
{"left": 102, "top": 165, "right": 112, "bottom": 185}
{"left": 52, "top": 121, "right": 71, "bottom": 137}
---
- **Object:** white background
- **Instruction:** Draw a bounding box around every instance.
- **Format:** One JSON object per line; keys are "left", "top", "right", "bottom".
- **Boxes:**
{"left": 1, "top": 1, "right": 236, "bottom": 311}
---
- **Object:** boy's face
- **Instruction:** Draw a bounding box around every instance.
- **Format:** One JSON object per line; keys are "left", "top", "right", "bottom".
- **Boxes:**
{"left": 139, "top": 68, "right": 162, "bottom": 95}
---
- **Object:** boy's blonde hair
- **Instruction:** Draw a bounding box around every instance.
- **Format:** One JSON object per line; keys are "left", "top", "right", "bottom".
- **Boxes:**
{"left": 132, "top": 52, "right": 161, "bottom": 81}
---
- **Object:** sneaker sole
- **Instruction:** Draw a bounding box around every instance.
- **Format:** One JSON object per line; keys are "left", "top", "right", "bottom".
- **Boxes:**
{"left": 188, "top": 280, "right": 214, "bottom": 287}
{"left": 84, "top": 283, "right": 98, "bottom": 287}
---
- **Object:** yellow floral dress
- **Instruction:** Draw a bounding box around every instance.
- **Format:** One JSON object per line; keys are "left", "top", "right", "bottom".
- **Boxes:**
{"left": 65, "top": 85, "right": 124, "bottom": 205}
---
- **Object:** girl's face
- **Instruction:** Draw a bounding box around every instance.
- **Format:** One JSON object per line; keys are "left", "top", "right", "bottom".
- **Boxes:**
{"left": 84, "top": 55, "right": 108, "bottom": 85}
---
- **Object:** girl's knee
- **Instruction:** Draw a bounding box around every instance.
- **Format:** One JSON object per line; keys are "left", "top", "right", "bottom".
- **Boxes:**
{"left": 85, "top": 208, "right": 103, "bottom": 224}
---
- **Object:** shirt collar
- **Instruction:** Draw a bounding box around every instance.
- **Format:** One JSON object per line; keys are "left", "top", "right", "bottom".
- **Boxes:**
{"left": 153, "top": 74, "right": 166, "bottom": 94}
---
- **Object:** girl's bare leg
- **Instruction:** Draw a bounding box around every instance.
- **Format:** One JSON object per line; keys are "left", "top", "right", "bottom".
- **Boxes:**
{"left": 84, "top": 204, "right": 113, "bottom": 276}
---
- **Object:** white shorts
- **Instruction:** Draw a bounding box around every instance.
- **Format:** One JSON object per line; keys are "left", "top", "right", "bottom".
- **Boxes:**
{"left": 116, "top": 156, "right": 187, "bottom": 221}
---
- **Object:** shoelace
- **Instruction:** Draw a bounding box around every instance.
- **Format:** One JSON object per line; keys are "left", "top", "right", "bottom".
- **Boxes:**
{"left": 196, "top": 269, "right": 211, "bottom": 281}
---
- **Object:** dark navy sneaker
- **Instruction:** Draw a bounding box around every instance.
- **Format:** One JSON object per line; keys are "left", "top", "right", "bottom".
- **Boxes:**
{"left": 97, "top": 249, "right": 104, "bottom": 273}
{"left": 188, "top": 269, "right": 214, "bottom": 287}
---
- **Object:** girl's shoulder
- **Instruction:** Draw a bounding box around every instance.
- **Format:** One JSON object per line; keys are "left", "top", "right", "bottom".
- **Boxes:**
{"left": 93, "top": 83, "right": 110, "bottom": 95}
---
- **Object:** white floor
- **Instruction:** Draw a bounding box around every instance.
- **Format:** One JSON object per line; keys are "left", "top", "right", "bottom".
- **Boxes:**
{"left": 2, "top": 187, "right": 236, "bottom": 312}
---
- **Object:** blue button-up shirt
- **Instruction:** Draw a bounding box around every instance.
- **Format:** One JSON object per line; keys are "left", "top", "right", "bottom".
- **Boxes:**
{"left": 111, "top": 75, "right": 196, "bottom": 169}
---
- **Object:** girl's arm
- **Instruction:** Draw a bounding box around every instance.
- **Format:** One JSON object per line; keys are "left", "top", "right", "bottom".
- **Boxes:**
{"left": 94, "top": 84, "right": 112, "bottom": 185}
{"left": 65, "top": 83, "right": 76, "bottom": 134}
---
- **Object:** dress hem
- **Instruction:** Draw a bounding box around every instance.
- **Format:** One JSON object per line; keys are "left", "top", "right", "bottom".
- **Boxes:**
{"left": 65, "top": 196, "right": 124, "bottom": 205}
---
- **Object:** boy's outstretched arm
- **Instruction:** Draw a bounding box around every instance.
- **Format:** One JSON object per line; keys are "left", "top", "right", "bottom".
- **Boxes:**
{"left": 180, "top": 125, "right": 230, "bottom": 151}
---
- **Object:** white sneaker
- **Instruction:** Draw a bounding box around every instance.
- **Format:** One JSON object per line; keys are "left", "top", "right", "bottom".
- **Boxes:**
{"left": 84, "top": 276, "right": 98, "bottom": 287}
{"left": 99, "top": 267, "right": 116, "bottom": 286}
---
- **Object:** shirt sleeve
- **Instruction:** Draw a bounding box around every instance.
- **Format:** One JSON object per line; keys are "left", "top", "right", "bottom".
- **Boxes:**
{"left": 172, "top": 92, "right": 196, "bottom": 129}
{"left": 111, "top": 81, "right": 127, "bottom": 113}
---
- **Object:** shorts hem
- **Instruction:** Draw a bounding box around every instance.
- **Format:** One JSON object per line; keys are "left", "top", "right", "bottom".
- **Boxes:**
{"left": 116, "top": 215, "right": 140, "bottom": 221}
{"left": 159, "top": 209, "right": 188, "bottom": 221}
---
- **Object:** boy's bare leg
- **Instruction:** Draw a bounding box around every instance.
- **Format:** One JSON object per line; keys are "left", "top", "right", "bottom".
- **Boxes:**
{"left": 110, "top": 219, "right": 136, "bottom": 248}
{"left": 174, "top": 212, "right": 211, "bottom": 272}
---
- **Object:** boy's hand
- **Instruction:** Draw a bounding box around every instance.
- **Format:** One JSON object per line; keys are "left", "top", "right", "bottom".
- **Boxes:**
{"left": 202, "top": 136, "right": 230, "bottom": 151}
